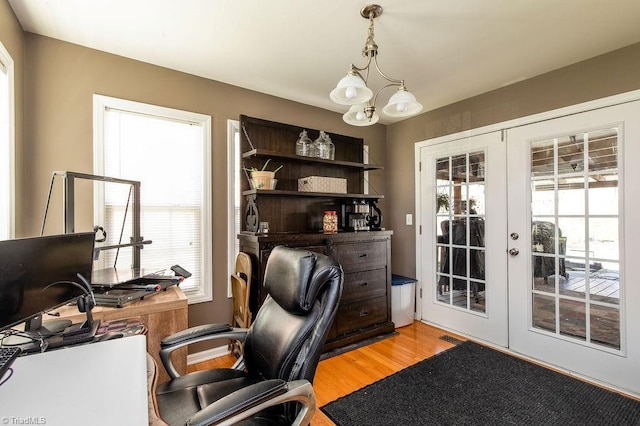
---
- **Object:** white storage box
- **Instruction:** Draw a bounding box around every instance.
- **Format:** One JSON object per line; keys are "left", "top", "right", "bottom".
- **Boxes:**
{"left": 298, "top": 176, "right": 347, "bottom": 194}
{"left": 391, "top": 274, "right": 417, "bottom": 327}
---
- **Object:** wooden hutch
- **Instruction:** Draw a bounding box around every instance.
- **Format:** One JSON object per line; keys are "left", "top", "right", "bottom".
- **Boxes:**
{"left": 237, "top": 115, "right": 394, "bottom": 352}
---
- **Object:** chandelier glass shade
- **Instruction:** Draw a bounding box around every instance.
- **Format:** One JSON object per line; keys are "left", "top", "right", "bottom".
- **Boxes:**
{"left": 330, "top": 4, "right": 423, "bottom": 126}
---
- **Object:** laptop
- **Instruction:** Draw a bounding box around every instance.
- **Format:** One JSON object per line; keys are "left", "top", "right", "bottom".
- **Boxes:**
{"left": 91, "top": 267, "right": 176, "bottom": 289}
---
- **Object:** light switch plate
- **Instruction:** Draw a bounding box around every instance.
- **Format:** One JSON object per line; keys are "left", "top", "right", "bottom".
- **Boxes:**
{"left": 406, "top": 214, "right": 413, "bottom": 226}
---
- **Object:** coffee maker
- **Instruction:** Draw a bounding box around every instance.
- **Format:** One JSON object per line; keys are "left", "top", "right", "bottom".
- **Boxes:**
{"left": 342, "top": 200, "right": 371, "bottom": 231}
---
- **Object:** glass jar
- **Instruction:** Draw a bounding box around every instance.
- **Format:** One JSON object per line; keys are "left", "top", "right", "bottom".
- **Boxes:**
{"left": 314, "top": 131, "right": 330, "bottom": 159}
{"left": 258, "top": 221, "right": 269, "bottom": 234}
{"left": 324, "top": 132, "right": 335, "bottom": 160}
{"left": 323, "top": 210, "right": 338, "bottom": 234}
{"left": 296, "top": 129, "right": 313, "bottom": 157}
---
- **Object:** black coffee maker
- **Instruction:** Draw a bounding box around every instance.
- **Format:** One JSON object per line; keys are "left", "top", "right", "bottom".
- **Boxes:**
{"left": 341, "top": 199, "right": 383, "bottom": 231}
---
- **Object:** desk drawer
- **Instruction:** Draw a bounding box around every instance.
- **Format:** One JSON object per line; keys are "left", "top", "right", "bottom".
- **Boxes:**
{"left": 336, "top": 296, "right": 388, "bottom": 335}
{"left": 342, "top": 268, "right": 387, "bottom": 303}
{"left": 334, "top": 241, "right": 387, "bottom": 273}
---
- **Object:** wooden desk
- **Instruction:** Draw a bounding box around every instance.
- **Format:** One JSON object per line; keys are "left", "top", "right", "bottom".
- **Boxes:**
{"left": 0, "top": 335, "right": 149, "bottom": 425}
{"left": 46, "top": 285, "right": 188, "bottom": 383}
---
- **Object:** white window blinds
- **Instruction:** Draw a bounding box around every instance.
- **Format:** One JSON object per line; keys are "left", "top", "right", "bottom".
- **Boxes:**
{"left": 95, "top": 100, "right": 212, "bottom": 302}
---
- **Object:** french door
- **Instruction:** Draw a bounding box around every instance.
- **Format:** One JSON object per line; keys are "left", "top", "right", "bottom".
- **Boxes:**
{"left": 507, "top": 100, "right": 640, "bottom": 395}
{"left": 418, "top": 97, "right": 640, "bottom": 396}
{"left": 419, "top": 131, "right": 508, "bottom": 347}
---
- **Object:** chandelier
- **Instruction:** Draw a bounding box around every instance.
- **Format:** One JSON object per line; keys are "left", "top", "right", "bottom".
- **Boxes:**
{"left": 330, "top": 4, "right": 423, "bottom": 126}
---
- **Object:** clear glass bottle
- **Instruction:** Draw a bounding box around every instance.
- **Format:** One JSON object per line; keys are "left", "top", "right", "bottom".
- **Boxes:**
{"left": 296, "top": 129, "right": 313, "bottom": 157}
{"left": 314, "top": 131, "right": 330, "bottom": 159}
{"left": 324, "top": 132, "right": 335, "bottom": 160}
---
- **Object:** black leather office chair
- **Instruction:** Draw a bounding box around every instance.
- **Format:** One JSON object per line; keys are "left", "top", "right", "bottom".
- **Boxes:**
{"left": 155, "top": 246, "right": 344, "bottom": 425}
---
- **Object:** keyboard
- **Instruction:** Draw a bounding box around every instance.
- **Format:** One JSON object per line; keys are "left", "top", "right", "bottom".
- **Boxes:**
{"left": 0, "top": 346, "right": 22, "bottom": 379}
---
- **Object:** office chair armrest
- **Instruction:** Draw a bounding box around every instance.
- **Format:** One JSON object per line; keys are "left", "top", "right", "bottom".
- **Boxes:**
{"left": 159, "top": 323, "right": 248, "bottom": 379}
{"left": 187, "top": 379, "right": 316, "bottom": 426}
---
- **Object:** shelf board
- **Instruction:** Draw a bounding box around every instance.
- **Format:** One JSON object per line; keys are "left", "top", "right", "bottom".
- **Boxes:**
{"left": 242, "top": 189, "right": 383, "bottom": 199}
{"left": 242, "top": 149, "right": 383, "bottom": 171}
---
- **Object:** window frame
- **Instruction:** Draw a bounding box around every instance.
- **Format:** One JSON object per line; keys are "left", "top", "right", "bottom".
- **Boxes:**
{"left": 227, "top": 119, "right": 240, "bottom": 298}
{"left": 0, "top": 41, "right": 15, "bottom": 240}
{"left": 92, "top": 94, "right": 212, "bottom": 303}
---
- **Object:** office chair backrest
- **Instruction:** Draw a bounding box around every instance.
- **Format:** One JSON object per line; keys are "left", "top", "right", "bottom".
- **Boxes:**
{"left": 243, "top": 246, "right": 343, "bottom": 384}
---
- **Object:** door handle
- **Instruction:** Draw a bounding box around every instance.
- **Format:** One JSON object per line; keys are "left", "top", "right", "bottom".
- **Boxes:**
{"left": 508, "top": 248, "right": 519, "bottom": 256}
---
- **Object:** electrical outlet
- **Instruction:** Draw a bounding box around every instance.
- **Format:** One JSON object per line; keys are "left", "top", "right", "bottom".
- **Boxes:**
{"left": 406, "top": 214, "right": 413, "bottom": 226}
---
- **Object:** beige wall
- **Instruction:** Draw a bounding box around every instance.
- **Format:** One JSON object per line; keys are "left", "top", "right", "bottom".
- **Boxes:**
{"left": 20, "top": 33, "right": 387, "bottom": 336}
{"left": 0, "top": 0, "right": 24, "bottom": 237}
{"left": 386, "top": 42, "right": 640, "bottom": 279}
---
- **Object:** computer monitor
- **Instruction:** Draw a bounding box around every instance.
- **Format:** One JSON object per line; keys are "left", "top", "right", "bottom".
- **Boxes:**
{"left": 0, "top": 232, "right": 96, "bottom": 335}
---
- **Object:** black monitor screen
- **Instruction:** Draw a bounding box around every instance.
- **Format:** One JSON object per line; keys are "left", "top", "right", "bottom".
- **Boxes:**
{"left": 0, "top": 232, "right": 95, "bottom": 332}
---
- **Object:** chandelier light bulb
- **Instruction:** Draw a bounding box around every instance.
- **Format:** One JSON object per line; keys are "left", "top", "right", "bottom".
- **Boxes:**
{"left": 382, "top": 87, "right": 423, "bottom": 118}
{"left": 396, "top": 102, "right": 408, "bottom": 113}
{"left": 343, "top": 103, "right": 379, "bottom": 126}
{"left": 345, "top": 86, "right": 358, "bottom": 99}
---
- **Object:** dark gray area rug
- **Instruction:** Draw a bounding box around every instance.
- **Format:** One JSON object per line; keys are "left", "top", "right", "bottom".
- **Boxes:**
{"left": 321, "top": 341, "right": 640, "bottom": 425}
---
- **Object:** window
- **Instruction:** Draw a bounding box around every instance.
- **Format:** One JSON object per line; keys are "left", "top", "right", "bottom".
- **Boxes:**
{"left": 0, "top": 42, "right": 14, "bottom": 240}
{"left": 227, "top": 120, "right": 241, "bottom": 297}
{"left": 93, "top": 95, "right": 212, "bottom": 303}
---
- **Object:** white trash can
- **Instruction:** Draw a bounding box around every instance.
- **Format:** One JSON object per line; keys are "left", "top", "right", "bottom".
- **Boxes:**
{"left": 391, "top": 274, "right": 417, "bottom": 327}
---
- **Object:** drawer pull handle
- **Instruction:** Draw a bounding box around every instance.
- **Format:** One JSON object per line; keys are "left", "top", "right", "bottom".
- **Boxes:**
{"left": 359, "top": 282, "right": 369, "bottom": 287}
{"left": 359, "top": 310, "right": 369, "bottom": 317}
{"left": 358, "top": 253, "right": 368, "bottom": 258}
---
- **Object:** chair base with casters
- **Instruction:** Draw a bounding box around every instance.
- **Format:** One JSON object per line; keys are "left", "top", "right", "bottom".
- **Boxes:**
{"left": 155, "top": 246, "right": 343, "bottom": 425}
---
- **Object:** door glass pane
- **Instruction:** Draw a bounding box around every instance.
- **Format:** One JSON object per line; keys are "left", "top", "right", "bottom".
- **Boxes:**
{"left": 530, "top": 129, "right": 620, "bottom": 350}
{"left": 558, "top": 179, "right": 585, "bottom": 215}
{"left": 588, "top": 174, "right": 618, "bottom": 215}
{"left": 559, "top": 299, "right": 586, "bottom": 341}
{"left": 588, "top": 129, "right": 617, "bottom": 172}
{"left": 531, "top": 179, "right": 555, "bottom": 216}
{"left": 435, "top": 151, "right": 486, "bottom": 313}
{"left": 590, "top": 304, "right": 620, "bottom": 348}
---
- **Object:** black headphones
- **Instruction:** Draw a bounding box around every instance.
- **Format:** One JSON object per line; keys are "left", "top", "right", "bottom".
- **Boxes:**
{"left": 93, "top": 225, "right": 107, "bottom": 243}
{"left": 43, "top": 274, "right": 96, "bottom": 313}
{"left": 75, "top": 273, "right": 96, "bottom": 313}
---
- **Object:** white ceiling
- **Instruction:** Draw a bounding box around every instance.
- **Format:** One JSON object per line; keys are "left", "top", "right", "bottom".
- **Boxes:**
{"left": 8, "top": 0, "right": 640, "bottom": 124}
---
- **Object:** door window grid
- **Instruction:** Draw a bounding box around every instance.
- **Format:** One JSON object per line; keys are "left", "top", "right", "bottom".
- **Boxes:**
{"left": 530, "top": 129, "right": 621, "bottom": 350}
{"left": 435, "top": 151, "right": 486, "bottom": 313}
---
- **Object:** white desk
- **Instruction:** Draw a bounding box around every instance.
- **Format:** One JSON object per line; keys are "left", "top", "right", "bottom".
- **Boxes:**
{"left": 0, "top": 335, "right": 149, "bottom": 426}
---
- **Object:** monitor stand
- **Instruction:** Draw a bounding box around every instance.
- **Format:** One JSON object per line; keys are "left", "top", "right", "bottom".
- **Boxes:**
{"left": 17, "top": 306, "right": 101, "bottom": 353}
{"left": 38, "top": 319, "right": 73, "bottom": 334}
{"left": 47, "top": 307, "right": 100, "bottom": 349}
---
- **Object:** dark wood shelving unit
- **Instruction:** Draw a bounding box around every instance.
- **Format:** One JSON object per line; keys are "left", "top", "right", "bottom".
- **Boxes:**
{"left": 238, "top": 115, "right": 394, "bottom": 352}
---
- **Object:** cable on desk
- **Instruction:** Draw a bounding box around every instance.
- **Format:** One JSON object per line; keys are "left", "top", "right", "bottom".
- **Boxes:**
{"left": 0, "top": 367, "right": 14, "bottom": 387}
{"left": 1, "top": 329, "right": 49, "bottom": 353}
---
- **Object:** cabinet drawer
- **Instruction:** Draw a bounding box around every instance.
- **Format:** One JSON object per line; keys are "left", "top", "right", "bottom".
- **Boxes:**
{"left": 333, "top": 241, "right": 387, "bottom": 273}
{"left": 336, "top": 296, "right": 388, "bottom": 335}
{"left": 342, "top": 268, "right": 387, "bottom": 304}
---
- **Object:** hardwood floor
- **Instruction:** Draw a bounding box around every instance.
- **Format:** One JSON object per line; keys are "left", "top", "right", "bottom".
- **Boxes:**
{"left": 188, "top": 322, "right": 466, "bottom": 425}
